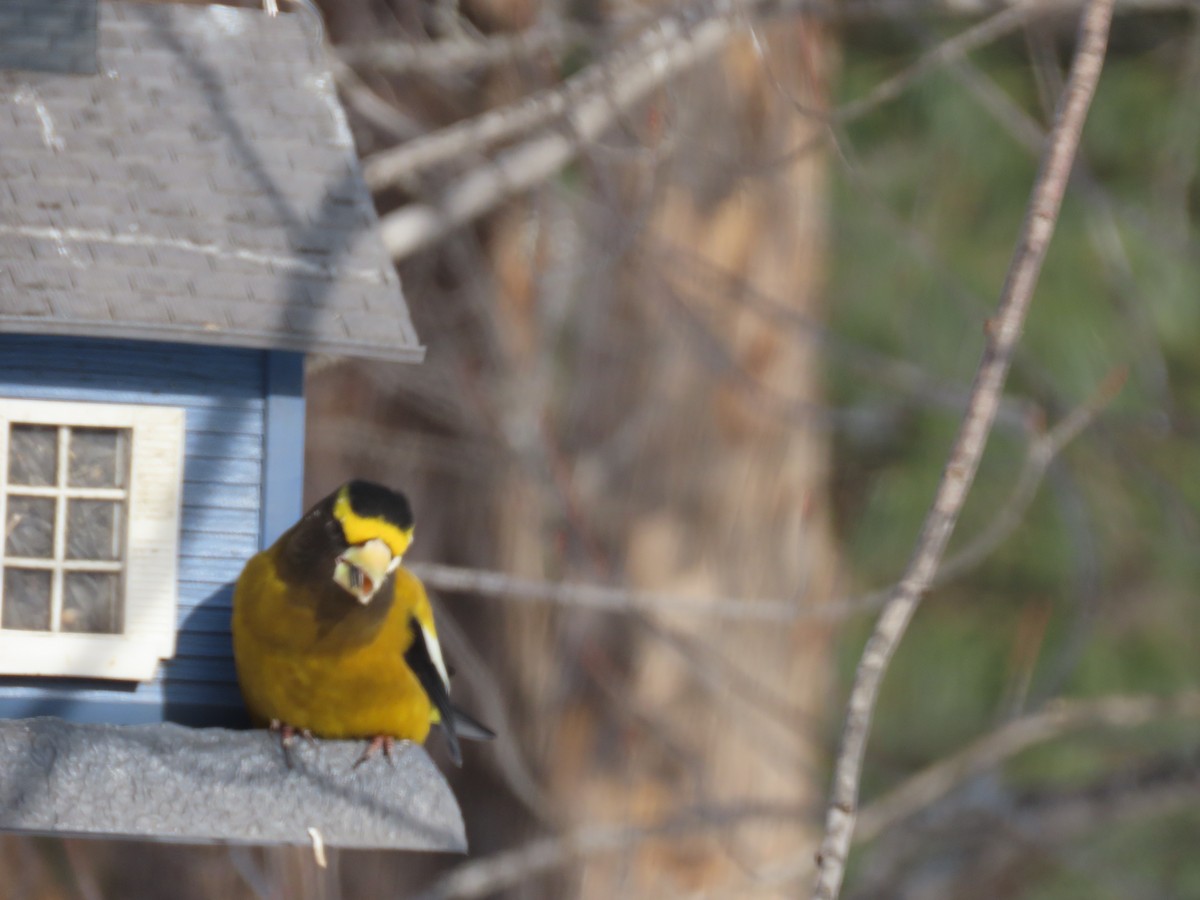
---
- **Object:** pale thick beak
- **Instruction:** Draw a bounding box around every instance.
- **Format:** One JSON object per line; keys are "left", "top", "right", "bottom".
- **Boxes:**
{"left": 333, "top": 538, "right": 400, "bottom": 604}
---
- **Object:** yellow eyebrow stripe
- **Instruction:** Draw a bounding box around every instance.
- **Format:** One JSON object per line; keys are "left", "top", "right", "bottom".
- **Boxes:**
{"left": 334, "top": 488, "right": 414, "bottom": 557}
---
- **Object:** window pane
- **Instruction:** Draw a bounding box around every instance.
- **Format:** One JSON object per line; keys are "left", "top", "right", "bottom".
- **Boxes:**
{"left": 67, "top": 500, "right": 123, "bottom": 561}
{"left": 5, "top": 496, "right": 56, "bottom": 558}
{"left": 2, "top": 568, "right": 51, "bottom": 631}
{"left": 8, "top": 425, "right": 57, "bottom": 486}
{"left": 62, "top": 572, "right": 122, "bottom": 634}
{"left": 69, "top": 428, "right": 129, "bottom": 488}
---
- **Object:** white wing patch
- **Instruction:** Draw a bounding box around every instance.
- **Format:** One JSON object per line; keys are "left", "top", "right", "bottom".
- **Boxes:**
{"left": 419, "top": 619, "right": 451, "bottom": 692}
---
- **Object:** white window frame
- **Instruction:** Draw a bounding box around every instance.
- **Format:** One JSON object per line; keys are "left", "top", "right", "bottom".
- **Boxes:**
{"left": 0, "top": 398, "right": 185, "bottom": 681}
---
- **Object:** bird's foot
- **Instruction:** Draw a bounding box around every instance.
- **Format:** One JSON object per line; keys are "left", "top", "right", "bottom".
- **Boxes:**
{"left": 353, "top": 735, "right": 396, "bottom": 769}
{"left": 269, "top": 719, "right": 315, "bottom": 769}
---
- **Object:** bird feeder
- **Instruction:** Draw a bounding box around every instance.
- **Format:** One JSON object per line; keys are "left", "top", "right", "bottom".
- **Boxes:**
{"left": 0, "top": 0, "right": 464, "bottom": 851}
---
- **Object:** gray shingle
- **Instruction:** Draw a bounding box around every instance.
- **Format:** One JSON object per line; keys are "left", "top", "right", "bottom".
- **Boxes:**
{"left": 86, "top": 240, "right": 155, "bottom": 269}
{"left": 128, "top": 268, "right": 190, "bottom": 297}
{"left": 0, "top": 295, "right": 54, "bottom": 319}
{"left": 79, "top": 264, "right": 133, "bottom": 295}
{"left": 9, "top": 261, "right": 75, "bottom": 292}
{"left": 49, "top": 293, "right": 108, "bottom": 322}
{"left": 9, "top": 182, "right": 71, "bottom": 212}
{"left": 0, "top": 0, "right": 420, "bottom": 364}
{"left": 0, "top": 236, "right": 34, "bottom": 261}
{"left": 28, "top": 238, "right": 82, "bottom": 264}
{"left": 150, "top": 244, "right": 215, "bottom": 272}
{"left": 165, "top": 298, "right": 227, "bottom": 330}
{"left": 28, "top": 156, "right": 95, "bottom": 183}
{"left": 0, "top": 157, "right": 34, "bottom": 181}
{"left": 190, "top": 272, "right": 253, "bottom": 303}
{"left": 223, "top": 302, "right": 283, "bottom": 335}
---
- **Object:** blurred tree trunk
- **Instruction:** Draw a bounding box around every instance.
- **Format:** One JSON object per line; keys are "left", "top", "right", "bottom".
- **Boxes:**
{"left": 305, "top": 1, "right": 841, "bottom": 894}
{"left": 483, "top": 20, "right": 841, "bottom": 896}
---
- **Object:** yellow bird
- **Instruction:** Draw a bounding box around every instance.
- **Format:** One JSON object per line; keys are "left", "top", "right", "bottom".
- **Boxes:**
{"left": 232, "top": 480, "right": 493, "bottom": 766}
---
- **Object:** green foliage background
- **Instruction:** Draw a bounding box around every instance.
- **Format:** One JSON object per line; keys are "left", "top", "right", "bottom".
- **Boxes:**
{"left": 826, "top": 17, "right": 1200, "bottom": 896}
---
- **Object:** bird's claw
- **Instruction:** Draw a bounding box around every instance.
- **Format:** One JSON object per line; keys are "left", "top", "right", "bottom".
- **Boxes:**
{"left": 269, "top": 719, "right": 314, "bottom": 769}
{"left": 353, "top": 735, "right": 396, "bottom": 769}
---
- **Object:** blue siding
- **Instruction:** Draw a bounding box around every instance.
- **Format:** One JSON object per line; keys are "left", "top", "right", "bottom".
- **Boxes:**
{"left": 0, "top": 334, "right": 301, "bottom": 727}
{"left": 261, "top": 352, "right": 306, "bottom": 546}
{"left": 181, "top": 504, "right": 261, "bottom": 535}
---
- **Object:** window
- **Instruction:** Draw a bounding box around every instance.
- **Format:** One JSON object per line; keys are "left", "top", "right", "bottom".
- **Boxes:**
{"left": 0, "top": 399, "right": 184, "bottom": 681}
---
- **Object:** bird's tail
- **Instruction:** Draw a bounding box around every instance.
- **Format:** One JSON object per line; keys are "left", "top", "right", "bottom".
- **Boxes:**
{"left": 450, "top": 705, "right": 496, "bottom": 743}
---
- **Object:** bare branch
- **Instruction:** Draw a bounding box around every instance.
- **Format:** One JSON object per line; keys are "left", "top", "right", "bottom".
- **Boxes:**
{"left": 339, "top": 24, "right": 588, "bottom": 76}
{"left": 329, "top": 55, "right": 423, "bottom": 141}
{"left": 834, "top": 2, "right": 1041, "bottom": 124}
{"left": 934, "top": 366, "right": 1126, "bottom": 583}
{"left": 358, "top": 0, "right": 1190, "bottom": 185}
{"left": 849, "top": 756, "right": 1200, "bottom": 898}
{"left": 375, "top": 5, "right": 741, "bottom": 258}
{"left": 409, "top": 561, "right": 815, "bottom": 622}
{"left": 1151, "top": 12, "right": 1200, "bottom": 240}
{"left": 653, "top": 238, "right": 1040, "bottom": 435}
{"left": 843, "top": 0, "right": 1185, "bottom": 16}
{"left": 855, "top": 690, "right": 1200, "bottom": 845}
{"left": 811, "top": 3, "right": 1115, "bottom": 897}
{"left": 366, "top": 0, "right": 1167, "bottom": 261}
{"left": 367, "top": 0, "right": 1047, "bottom": 259}
{"left": 725, "top": 691, "right": 1200, "bottom": 893}
{"left": 407, "top": 360, "right": 1113, "bottom": 630}
{"left": 942, "top": 36, "right": 1174, "bottom": 407}
{"left": 413, "top": 691, "right": 1200, "bottom": 900}
{"left": 371, "top": 0, "right": 1112, "bottom": 261}
{"left": 409, "top": 800, "right": 805, "bottom": 900}
{"left": 362, "top": 0, "right": 741, "bottom": 192}
{"left": 1008, "top": 752, "right": 1200, "bottom": 840}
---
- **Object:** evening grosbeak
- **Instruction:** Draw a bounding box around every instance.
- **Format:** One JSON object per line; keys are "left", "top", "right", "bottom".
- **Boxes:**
{"left": 232, "top": 480, "right": 493, "bottom": 765}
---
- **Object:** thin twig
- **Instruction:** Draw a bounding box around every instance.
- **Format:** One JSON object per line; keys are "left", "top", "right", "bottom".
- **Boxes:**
{"left": 376, "top": 5, "right": 740, "bottom": 258}
{"left": 356, "top": 0, "right": 1182, "bottom": 189}
{"left": 834, "top": 2, "right": 1041, "bottom": 124}
{"left": 371, "top": 0, "right": 1138, "bottom": 260}
{"left": 729, "top": 691, "right": 1200, "bottom": 892}
{"left": 855, "top": 690, "right": 1200, "bottom": 845}
{"left": 413, "top": 691, "right": 1200, "bottom": 899}
{"left": 368, "top": 0, "right": 1043, "bottom": 194}
{"left": 339, "top": 24, "right": 588, "bottom": 76}
{"left": 947, "top": 28, "right": 1174, "bottom": 408}
{"left": 1007, "top": 752, "right": 1200, "bottom": 839}
{"left": 408, "top": 368, "right": 1094, "bottom": 625}
{"left": 328, "top": 55, "right": 423, "bottom": 141}
{"left": 408, "top": 367, "right": 1112, "bottom": 625}
{"left": 363, "top": 0, "right": 741, "bottom": 191}
{"left": 934, "top": 366, "right": 1125, "bottom": 583}
{"left": 410, "top": 800, "right": 805, "bottom": 900}
{"left": 810, "top": 4, "right": 1115, "bottom": 898}
{"left": 655, "top": 240, "right": 1037, "bottom": 433}
{"left": 409, "top": 561, "right": 815, "bottom": 622}
{"left": 848, "top": 758, "right": 1200, "bottom": 900}
{"left": 1151, "top": 11, "right": 1200, "bottom": 239}
{"left": 370, "top": 0, "right": 1051, "bottom": 259}
{"left": 615, "top": 245, "right": 1018, "bottom": 443}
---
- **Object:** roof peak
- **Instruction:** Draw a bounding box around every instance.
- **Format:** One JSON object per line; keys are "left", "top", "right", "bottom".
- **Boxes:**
{"left": 0, "top": 0, "right": 422, "bottom": 364}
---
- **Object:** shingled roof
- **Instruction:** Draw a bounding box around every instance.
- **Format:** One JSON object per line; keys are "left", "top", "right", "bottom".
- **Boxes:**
{"left": 0, "top": 0, "right": 423, "bottom": 363}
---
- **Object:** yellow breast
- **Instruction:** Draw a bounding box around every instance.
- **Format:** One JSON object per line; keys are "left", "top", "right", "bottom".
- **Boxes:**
{"left": 231, "top": 550, "right": 433, "bottom": 742}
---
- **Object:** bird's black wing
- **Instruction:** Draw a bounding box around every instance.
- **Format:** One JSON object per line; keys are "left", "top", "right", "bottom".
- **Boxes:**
{"left": 450, "top": 704, "right": 496, "bottom": 743}
{"left": 404, "top": 615, "right": 463, "bottom": 766}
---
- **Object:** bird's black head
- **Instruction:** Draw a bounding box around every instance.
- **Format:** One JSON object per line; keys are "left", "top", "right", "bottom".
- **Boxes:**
{"left": 342, "top": 479, "right": 415, "bottom": 532}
